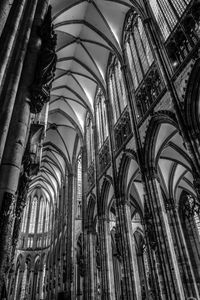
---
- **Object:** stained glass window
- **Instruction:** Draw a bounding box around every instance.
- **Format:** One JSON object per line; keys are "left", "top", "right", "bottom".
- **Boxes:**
{"left": 86, "top": 114, "right": 94, "bottom": 166}
{"left": 20, "top": 264, "right": 27, "bottom": 299}
{"left": 21, "top": 200, "right": 29, "bottom": 233}
{"left": 96, "top": 90, "right": 108, "bottom": 148}
{"left": 108, "top": 59, "right": 127, "bottom": 123}
{"left": 77, "top": 154, "right": 82, "bottom": 218}
{"left": 29, "top": 197, "right": 37, "bottom": 233}
{"left": 37, "top": 197, "right": 45, "bottom": 233}
{"left": 45, "top": 201, "right": 50, "bottom": 233}
{"left": 149, "top": 0, "right": 191, "bottom": 40}
{"left": 126, "top": 16, "right": 153, "bottom": 90}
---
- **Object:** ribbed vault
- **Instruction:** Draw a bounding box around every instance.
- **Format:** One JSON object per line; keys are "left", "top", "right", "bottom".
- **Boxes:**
{"left": 30, "top": 0, "right": 134, "bottom": 201}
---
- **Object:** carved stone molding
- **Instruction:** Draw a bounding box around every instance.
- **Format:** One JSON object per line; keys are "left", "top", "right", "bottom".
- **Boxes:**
{"left": 144, "top": 205, "right": 157, "bottom": 250}
{"left": 0, "top": 192, "right": 15, "bottom": 274}
{"left": 165, "top": 198, "right": 176, "bottom": 211}
{"left": 30, "top": 6, "right": 57, "bottom": 114}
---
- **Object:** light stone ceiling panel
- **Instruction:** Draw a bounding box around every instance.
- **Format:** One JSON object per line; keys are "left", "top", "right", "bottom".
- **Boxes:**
{"left": 34, "top": 0, "right": 133, "bottom": 201}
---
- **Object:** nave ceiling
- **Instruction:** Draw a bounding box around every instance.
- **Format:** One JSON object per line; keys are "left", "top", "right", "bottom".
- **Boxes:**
{"left": 29, "top": 0, "right": 196, "bottom": 211}
{"left": 29, "top": 0, "right": 133, "bottom": 201}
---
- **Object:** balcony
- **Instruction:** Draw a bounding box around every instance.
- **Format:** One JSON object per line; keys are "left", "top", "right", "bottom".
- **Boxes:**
{"left": 166, "top": 0, "right": 200, "bottom": 74}
{"left": 87, "top": 161, "right": 95, "bottom": 188}
{"left": 23, "top": 123, "right": 45, "bottom": 176}
{"left": 99, "top": 139, "right": 111, "bottom": 175}
{"left": 135, "top": 64, "right": 165, "bottom": 121}
{"left": 114, "top": 107, "right": 132, "bottom": 152}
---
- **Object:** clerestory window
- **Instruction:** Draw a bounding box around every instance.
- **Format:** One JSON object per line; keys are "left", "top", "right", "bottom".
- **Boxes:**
{"left": 149, "top": 0, "right": 191, "bottom": 40}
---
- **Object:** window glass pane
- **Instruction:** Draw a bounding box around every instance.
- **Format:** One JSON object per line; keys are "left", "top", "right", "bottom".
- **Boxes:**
{"left": 96, "top": 92, "right": 108, "bottom": 147}
{"left": 160, "top": 0, "right": 177, "bottom": 30}
{"left": 77, "top": 156, "right": 82, "bottom": 203}
{"left": 134, "top": 26, "right": 149, "bottom": 73}
{"left": 112, "top": 71, "right": 121, "bottom": 118}
{"left": 149, "top": 0, "right": 171, "bottom": 40}
{"left": 130, "top": 35, "right": 143, "bottom": 83}
{"left": 37, "top": 198, "right": 44, "bottom": 233}
{"left": 86, "top": 116, "right": 93, "bottom": 165}
{"left": 150, "top": 0, "right": 191, "bottom": 40}
{"left": 138, "top": 18, "right": 154, "bottom": 66}
{"left": 96, "top": 102, "right": 103, "bottom": 147}
{"left": 45, "top": 201, "right": 49, "bottom": 232}
{"left": 117, "top": 61, "right": 127, "bottom": 110}
{"left": 77, "top": 155, "right": 82, "bottom": 218}
{"left": 20, "top": 265, "right": 27, "bottom": 299}
{"left": 126, "top": 42, "right": 138, "bottom": 89}
{"left": 109, "top": 76, "right": 118, "bottom": 123}
{"left": 21, "top": 201, "right": 29, "bottom": 233}
{"left": 102, "top": 101, "right": 108, "bottom": 138}
{"left": 173, "top": 0, "right": 187, "bottom": 16}
{"left": 29, "top": 197, "right": 37, "bottom": 233}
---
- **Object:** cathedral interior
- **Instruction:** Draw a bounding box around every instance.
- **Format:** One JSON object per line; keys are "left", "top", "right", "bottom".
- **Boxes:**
{"left": 1, "top": 0, "right": 200, "bottom": 299}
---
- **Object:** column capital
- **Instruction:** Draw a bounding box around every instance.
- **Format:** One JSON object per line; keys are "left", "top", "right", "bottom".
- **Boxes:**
{"left": 68, "top": 172, "right": 74, "bottom": 178}
{"left": 145, "top": 166, "right": 159, "bottom": 181}
{"left": 104, "top": 98, "right": 110, "bottom": 105}
{"left": 143, "top": 17, "right": 152, "bottom": 25}
{"left": 120, "top": 63, "right": 127, "bottom": 71}
{"left": 116, "top": 197, "right": 130, "bottom": 208}
{"left": 85, "top": 222, "right": 96, "bottom": 234}
{"left": 165, "top": 198, "right": 176, "bottom": 211}
{"left": 98, "top": 214, "right": 109, "bottom": 222}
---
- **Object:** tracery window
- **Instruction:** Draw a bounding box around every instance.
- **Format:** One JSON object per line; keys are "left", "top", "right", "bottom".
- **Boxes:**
{"left": 108, "top": 58, "right": 127, "bottom": 123}
{"left": 126, "top": 16, "right": 154, "bottom": 90}
{"left": 20, "top": 191, "right": 52, "bottom": 250}
{"left": 124, "top": 12, "right": 164, "bottom": 120}
{"left": 29, "top": 197, "right": 37, "bottom": 233}
{"left": 20, "top": 263, "right": 27, "bottom": 299}
{"left": 96, "top": 89, "right": 108, "bottom": 148}
{"left": 45, "top": 201, "right": 50, "bottom": 232}
{"left": 21, "top": 200, "right": 29, "bottom": 233}
{"left": 183, "top": 194, "right": 200, "bottom": 236}
{"left": 86, "top": 113, "right": 94, "bottom": 166}
{"left": 37, "top": 197, "right": 45, "bottom": 233}
{"left": 76, "top": 154, "right": 82, "bottom": 218}
{"left": 149, "top": 0, "right": 191, "bottom": 40}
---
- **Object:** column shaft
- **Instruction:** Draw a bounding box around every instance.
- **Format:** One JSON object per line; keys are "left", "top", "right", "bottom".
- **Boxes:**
{"left": 142, "top": 0, "right": 200, "bottom": 174}
{"left": 86, "top": 230, "right": 96, "bottom": 299}
{"left": 146, "top": 175, "right": 185, "bottom": 299}
{"left": 65, "top": 173, "right": 74, "bottom": 299}
{"left": 0, "top": 0, "right": 49, "bottom": 296}
{"left": 166, "top": 202, "right": 200, "bottom": 298}
{"left": 98, "top": 215, "right": 115, "bottom": 300}
{"left": 116, "top": 200, "right": 141, "bottom": 300}
{"left": 0, "top": 0, "right": 35, "bottom": 162}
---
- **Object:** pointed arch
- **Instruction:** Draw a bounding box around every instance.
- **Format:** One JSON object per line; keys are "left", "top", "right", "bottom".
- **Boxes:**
{"left": 184, "top": 58, "right": 200, "bottom": 136}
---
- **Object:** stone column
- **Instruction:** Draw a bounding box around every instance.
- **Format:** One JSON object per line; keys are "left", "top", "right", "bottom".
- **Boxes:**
{"left": 0, "top": 0, "right": 50, "bottom": 208}
{"left": 0, "top": 0, "right": 49, "bottom": 295}
{"left": 141, "top": 0, "right": 200, "bottom": 175}
{"left": 0, "top": 0, "right": 15, "bottom": 36}
{"left": 39, "top": 264, "right": 46, "bottom": 299}
{"left": 0, "top": 0, "right": 35, "bottom": 163}
{"left": 11, "top": 171, "right": 30, "bottom": 261}
{"left": 85, "top": 225, "right": 97, "bottom": 300}
{"left": 0, "top": 192, "right": 15, "bottom": 295}
{"left": 81, "top": 145, "right": 89, "bottom": 300}
{"left": 143, "top": 195, "right": 163, "bottom": 300}
{"left": 116, "top": 198, "right": 141, "bottom": 300}
{"left": 145, "top": 170, "right": 185, "bottom": 299}
{"left": 98, "top": 215, "right": 115, "bottom": 300}
{"left": 165, "top": 198, "right": 200, "bottom": 298}
{"left": 0, "top": 0, "right": 27, "bottom": 86}
{"left": 65, "top": 172, "right": 74, "bottom": 299}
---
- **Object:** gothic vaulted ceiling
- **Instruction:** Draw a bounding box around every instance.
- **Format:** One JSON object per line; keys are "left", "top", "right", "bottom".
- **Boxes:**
{"left": 29, "top": 0, "right": 133, "bottom": 201}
